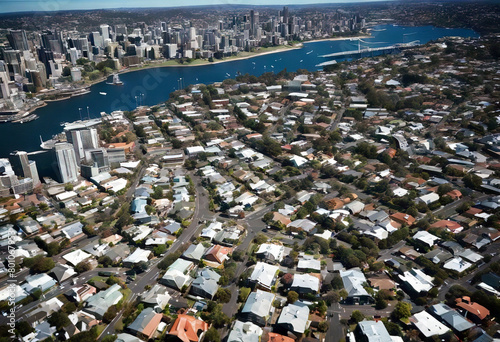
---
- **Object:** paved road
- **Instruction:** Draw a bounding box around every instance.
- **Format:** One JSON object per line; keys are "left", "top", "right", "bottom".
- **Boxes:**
{"left": 326, "top": 303, "right": 344, "bottom": 342}
{"left": 98, "top": 173, "right": 211, "bottom": 338}
{"left": 331, "top": 107, "right": 346, "bottom": 130}
{"left": 432, "top": 194, "right": 488, "bottom": 218}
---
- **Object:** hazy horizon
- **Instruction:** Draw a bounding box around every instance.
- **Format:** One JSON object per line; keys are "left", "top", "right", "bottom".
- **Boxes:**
{"left": 0, "top": 0, "right": 391, "bottom": 14}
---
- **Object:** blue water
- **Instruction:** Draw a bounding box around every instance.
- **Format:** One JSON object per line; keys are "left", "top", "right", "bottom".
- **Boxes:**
{"left": 0, "top": 25, "right": 479, "bottom": 176}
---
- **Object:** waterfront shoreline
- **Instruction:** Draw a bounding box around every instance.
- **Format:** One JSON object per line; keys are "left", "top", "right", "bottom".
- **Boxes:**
{"left": 53, "top": 34, "right": 372, "bottom": 92}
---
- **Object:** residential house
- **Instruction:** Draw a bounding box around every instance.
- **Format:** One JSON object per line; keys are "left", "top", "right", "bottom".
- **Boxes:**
{"left": 168, "top": 314, "right": 209, "bottom": 342}
{"left": 84, "top": 284, "right": 123, "bottom": 319}
{"left": 429, "top": 304, "right": 474, "bottom": 333}
{"left": 227, "top": 321, "right": 263, "bottom": 342}
{"left": 22, "top": 273, "right": 57, "bottom": 293}
{"left": 255, "top": 243, "right": 285, "bottom": 264}
{"left": 356, "top": 320, "right": 393, "bottom": 342}
{"left": 127, "top": 307, "right": 163, "bottom": 340}
{"left": 417, "top": 193, "right": 440, "bottom": 205}
{"left": 287, "top": 219, "right": 316, "bottom": 234}
{"left": 182, "top": 244, "right": 209, "bottom": 263}
{"left": 340, "top": 269, "right": 373, "bottom": 305}
{"left": 389, "top": 213, "right": 416, "bottom": 226}
{"left": 399, "top": 269, "right": 434, "bottom": 295}
{"left": 140, "top": 284, "right": 171, "bottom": 312}
{"left": 50, "top": 264, "right": 77, "bottom": 283}
{"left": 203, "top": 245, "right": 232, "bottom": 267}
{"left": 456, "top": 297, "right": 490, "bottom": 323}
{"left": 160, "top": 259, "right": 195, "bottom": 290}
{"left": 190, "top": 268, "right": 220, "bottom": 299}
{"left": 240, "top": 290, "right": 275, "bottom": 326}
{"left": 276, "top": 303, "right": 310, "bottom": 335}
{"left": 410, "top": 311, "right": 449, "bottom": 338}
{"left": 290, "top": 274, "right": 320, "bottom": 295}
{"left": 122, "top": 248, "right": 151, "bottom": 268}
{"left": 249, "top": 262, "right": 280, "bottom": 291}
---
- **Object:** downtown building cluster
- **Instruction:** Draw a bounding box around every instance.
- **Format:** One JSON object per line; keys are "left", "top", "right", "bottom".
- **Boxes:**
{"left": 0, "top": 6, "right": 365, "bottom": 113}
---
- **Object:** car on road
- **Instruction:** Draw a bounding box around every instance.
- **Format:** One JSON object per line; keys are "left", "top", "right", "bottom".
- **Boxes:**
{"left": 262, "top": 229, "right": 268, "bottom": 233}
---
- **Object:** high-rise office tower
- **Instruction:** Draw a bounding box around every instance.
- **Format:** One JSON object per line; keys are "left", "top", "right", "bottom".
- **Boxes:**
{"left": 52, "top": 143, "right": 79, "bottom": 184}
{"left": 7, "top": 30, "right": 29, "bottom": 51}
{"left": 283, "top": 6, "right": 289, "bottom": 24}
{"left": 9, "top": 151, "right": 40, "bottom": 187}
{"left": 250, "top": 10, "right": 259, "bottom": 37}
{"left": 100, "top": 25, "right": 110, "bottom": 41}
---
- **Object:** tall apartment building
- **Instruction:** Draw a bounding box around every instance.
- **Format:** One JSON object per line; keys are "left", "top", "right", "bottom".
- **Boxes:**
{"left": 52, "top": 143, "right": 79, "bottom": 184}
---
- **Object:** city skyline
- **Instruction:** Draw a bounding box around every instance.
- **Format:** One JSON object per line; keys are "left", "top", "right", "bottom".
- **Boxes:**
{"left": 0, "top": 0, "right": 389, "bottom": 14}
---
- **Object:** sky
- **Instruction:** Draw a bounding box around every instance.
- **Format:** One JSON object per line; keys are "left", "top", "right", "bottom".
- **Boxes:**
{"left": 0, "top": 0, "right": 388, "bottom": 14}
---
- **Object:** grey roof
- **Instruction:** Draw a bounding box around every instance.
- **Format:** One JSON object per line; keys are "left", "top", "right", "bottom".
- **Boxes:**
{"left": 50, "top": 264, "right": 76, "bottom": 283}
{"left": 340, "top": 268, "right": 371, "bottom": 298}
{"left": 277, "top": 303, "right": 310, "bottom": 334}
{"left": 424, "top": 249, "right": 453, "bottom": 264}
{"left": 182, "top": 244, "right": 208, "bottom": 261}
{"left": 441, "top": 311, "right": 474, "bottom": 332}
{"left": 358, "top": 320, "right": 392, "bottom": 342}
{"left": 105, "top": 244, "right": 130, "bottom": 261}
{"left": 116, "top": 333, "right": 143, "bottom": 342}
{"left": 441, "top": 241, "right": 465, "bottom": 255}
{"left": 61, "top": 222, "right": 84, "bottom": 239}
{"left": 127, "top": 307, "right": 159, "bottom": 334}
{"left": 190, "top": 268, "right": 220, "bottom": 298}
{"left": 241, "top": 290, "right": 275, "bottom": 319}
{"left": 84, "top": 284, "right": 123, "bottom": 319}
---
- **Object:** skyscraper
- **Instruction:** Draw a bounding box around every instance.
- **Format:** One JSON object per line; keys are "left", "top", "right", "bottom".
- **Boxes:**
{"left": 100, "top": 24, "right": 110, "bottom": 41}
{"left": 7, "top": 29, "right": 29, "bottom": 51}
{"left": 9, "top": 151, "right": 40, "bottom": 186}
{"left": 283, "top": 6, "right": 289, "bottom": 24}
{"left": 66, "top": 128, "right": 99, "bottom": 163}
{"left": 250, "top": 10, "right": 259, "bottom": 37}
{"left": 52, "top": 143, "right": 79, "bottom": 184}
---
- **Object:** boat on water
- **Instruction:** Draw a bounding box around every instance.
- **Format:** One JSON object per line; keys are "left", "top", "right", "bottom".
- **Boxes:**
{"left": 100, "top": 92, "right": 107, "bottom": 96}
{"left": 107, "top": 74, "right": 123, "bottom": 85}
{"left": 306, "top": 50, "right": 314, "bottom": 54}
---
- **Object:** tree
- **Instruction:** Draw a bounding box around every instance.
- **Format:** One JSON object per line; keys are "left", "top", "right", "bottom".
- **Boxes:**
{"left": 287, "top": 291, "right": 299, "bottom": 304}
{"left": 153, "top": 244, "right": 167, "bottom": 256}
{"left": 75, "top": 261, "right": 92, "bottom": 273}
{"left": 102, "top": 305, "right": 118, "bottom": 324}
{"left": 23, "top": 255, "right": 55, "bottom": 274}
{"left": 101, "top": 335, "right": 117, "bottom": 342}
{"left": 204, "top": 327, "right": 220, "bottom": 342}
{"left": 238, "top": 287, "right": 251, "bottom": 302}
{"left": 215, "top": 288, "right": 231, "bottom": 303}
{"left": 392, "top": 302, "right": 412, "bottom": 320}
{"left": 15, "top": 321, "right": 33, "bottom": 337}
{"left": 98, "top": 256, "right": 113, "bottom": 267}
{"left": 48, "top": 312, "right": 70, "bottom": 330}
{"left": 350, "top": 310, "right": 364, "bottom": 324}
{"left": 318, "top": 321, "right": 329, "bottom": 332}
{"left": 62, "top": 66, "right": 71, "bottom": 77}
{"left": 463, "top": 173, "right": 482, "bottom": 190}
{"left": 375, "top": 297, "right": 388, "bottom": 310}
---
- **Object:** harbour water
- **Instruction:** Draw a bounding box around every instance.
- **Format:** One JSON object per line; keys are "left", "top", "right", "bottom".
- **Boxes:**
{"left": 0, "top": 24, "right": 479, "bottom": 177}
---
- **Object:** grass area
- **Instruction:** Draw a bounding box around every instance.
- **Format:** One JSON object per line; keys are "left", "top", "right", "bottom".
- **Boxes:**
{"left": 114, "top": 318, "right": 124, "bottom": 332}
{"left": 120, "top": 288, "right": 132, "bottom": 302}
{"left": 186, "top": 299, "right": 196, "bottom": 308}
{"left": 95, "top": 324, "right": 106, "bottom": 336}
{"left": 88, "top": 276, "right": 107, "bottom": 283}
